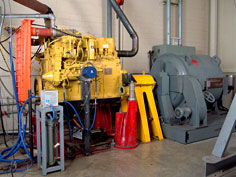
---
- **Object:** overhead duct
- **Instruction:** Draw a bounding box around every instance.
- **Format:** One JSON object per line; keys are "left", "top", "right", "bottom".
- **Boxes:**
{"left": 109, "top": 0, "right": 139, "bottom": 57}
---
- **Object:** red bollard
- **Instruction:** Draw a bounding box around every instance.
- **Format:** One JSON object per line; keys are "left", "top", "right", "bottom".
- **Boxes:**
{"left": 115, "top": 100, "right": 138, "bottom": 149}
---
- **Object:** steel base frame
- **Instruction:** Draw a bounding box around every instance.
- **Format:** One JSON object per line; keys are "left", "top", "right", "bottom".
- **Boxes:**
{"left": 161, "top": 114, "right": 228, "bottom": 144}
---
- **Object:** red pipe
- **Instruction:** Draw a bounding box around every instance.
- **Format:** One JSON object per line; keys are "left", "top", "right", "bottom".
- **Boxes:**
{"left": 31, "top": 27, "right": 52, "bottom": 37}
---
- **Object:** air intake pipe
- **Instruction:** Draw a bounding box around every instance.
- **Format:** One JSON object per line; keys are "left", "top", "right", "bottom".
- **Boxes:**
{"left": 109, "top": 0, "right": 139, "bottom": 57}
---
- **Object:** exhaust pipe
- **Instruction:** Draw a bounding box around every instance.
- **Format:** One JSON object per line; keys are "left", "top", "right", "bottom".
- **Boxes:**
{"left": 109, "top": 0, "right": 139, "bottom": 57}
{"left": 13, "top": 0, "right": 55, "bottom": 27}
{"left": 13, "top": 0, "right": 53, "bottom": 14}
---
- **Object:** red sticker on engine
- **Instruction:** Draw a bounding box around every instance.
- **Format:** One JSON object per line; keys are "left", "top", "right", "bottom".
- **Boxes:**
{"left": 192, "top": 59, "right": 199, "bottom": 67}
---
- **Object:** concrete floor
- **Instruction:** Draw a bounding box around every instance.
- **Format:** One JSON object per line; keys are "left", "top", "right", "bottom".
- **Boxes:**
{"left": 6, "top": 133, "right": 235, "bottom": 177}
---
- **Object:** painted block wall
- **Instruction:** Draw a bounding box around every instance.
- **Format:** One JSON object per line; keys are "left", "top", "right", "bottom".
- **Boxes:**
{"left": 217, "top": 0, "right": 236, "bottom": 73}
{"left": 0, "top": 0, "right": 209, "bottom": 130}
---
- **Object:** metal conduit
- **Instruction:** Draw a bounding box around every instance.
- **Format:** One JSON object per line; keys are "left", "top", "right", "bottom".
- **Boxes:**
{"left": 178, "top": 0, "right": 182, "bottom": 46}
{"left": 166, "top": 0, "right": 182, "bottom": 46}
{"left": 107, "top": 0, "right": 112, "bottom": 38}
{"left": 0, "top": 14, "right": 55, "bottom": 28}
{"left": 166, "top": 0, "right": 171, "bottom": 45}
{"left": 1, "top": 13, "right": 55, "bottom": 19}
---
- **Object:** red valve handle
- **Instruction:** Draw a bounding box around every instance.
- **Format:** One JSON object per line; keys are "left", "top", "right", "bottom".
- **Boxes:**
{"left": 117, "top": 0, "right": 124, "bottom": 6}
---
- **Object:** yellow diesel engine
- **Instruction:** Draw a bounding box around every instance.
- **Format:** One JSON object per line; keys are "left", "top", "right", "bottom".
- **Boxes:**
{"left": 35, "top": 35, "right": 128, "bottom": 102}
{"left": 33, "top": 0, "right": 139, "bottom": 156}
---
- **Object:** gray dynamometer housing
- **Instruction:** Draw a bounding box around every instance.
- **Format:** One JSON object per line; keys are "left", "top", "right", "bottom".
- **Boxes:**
{"left": 150, "top": 45, "right": 226, "bottom": 144}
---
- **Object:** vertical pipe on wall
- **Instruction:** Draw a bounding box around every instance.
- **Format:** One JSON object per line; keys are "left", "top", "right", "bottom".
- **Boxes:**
{"left": 209, "top": 0, "right": 218, "bottom": 56}
{"left": 166, "top": 0, "right": 171, "bottom": 45}
{"left": 178, "top": 0, "right": 182, "bottom": 46}
{"left": 107, "top": 0, "right": 112, "bottom": 38}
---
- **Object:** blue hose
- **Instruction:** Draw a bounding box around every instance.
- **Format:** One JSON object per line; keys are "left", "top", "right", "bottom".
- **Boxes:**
{"left": 0, "top": 125, "right": 26, "bottom": 159}
{"left": 0, "top": 96, "right": 37, "bottom": 174}
{"left": 63, "top": 101, "right": 97, "bottom": 131}
{"left": 9, "top": 41, "right": 20, "bottom": 113}
{"left": 48, "top": 104, "right": 55, "bottom": 121}
{"left": 18, "top": 96, "right": 38, "bottom": 162}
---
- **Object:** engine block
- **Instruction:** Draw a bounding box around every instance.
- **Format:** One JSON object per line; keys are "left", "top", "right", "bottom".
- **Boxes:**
{"left": 35, "top": 35, "right": 127, "bottom": 101}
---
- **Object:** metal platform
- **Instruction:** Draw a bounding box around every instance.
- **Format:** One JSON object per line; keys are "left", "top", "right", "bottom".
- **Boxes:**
{"left": 161, "top": 114, "right": 231, "bottom": 144}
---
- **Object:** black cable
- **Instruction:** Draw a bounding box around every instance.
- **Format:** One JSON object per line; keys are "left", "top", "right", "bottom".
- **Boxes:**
{"left": 32, "top": 23, "right": 82, "bottom": 38}
{"left": 0, "top": 38, "right": 41, "bottom": 61}
{"left": 0, "top": 101, "right": 8, "bottom": 147}
{"left": 0, "top": 25, "right": 21, "bottom": 44}
{"left": 0, "top": 46, "right": 13, "bottom": 75}
{"left": 0, "top": 25, "right": 21, "bottom": 62}
{"left": 0, "top": 47, "right": 10, "bottom": 70}
{"left": 0, "top": 41, "right": 40, "bottom": 73}
{"left": 0, "top": 66, "right": 9, "bottom": 72}
{"left": 0, "top": 43, "right": 16, "bottom": 59}
{"left": 31, "top": 45, "right": 41, "bottom": 60}
{"left": 0, "top": 77, "right": 14, "bottom": 98}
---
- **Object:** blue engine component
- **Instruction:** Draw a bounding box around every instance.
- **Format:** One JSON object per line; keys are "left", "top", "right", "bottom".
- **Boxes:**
{"left": 82, "top": 66, "right": 97, "bottom": 79}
